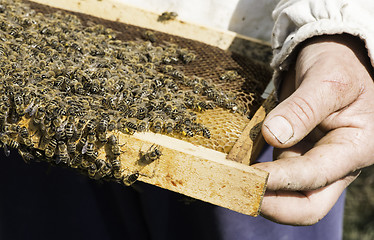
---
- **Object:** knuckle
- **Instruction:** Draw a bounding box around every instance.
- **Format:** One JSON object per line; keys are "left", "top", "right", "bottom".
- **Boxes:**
{"left": 323, "top": 71, "right": 359, "bottom": 100}
{"left": 286, "top": 95, "right": 316, "bottom": 129}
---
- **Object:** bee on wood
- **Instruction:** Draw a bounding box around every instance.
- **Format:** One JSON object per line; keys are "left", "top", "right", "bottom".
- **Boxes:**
{"left": 97, "top": 115, "right": 109, "bottom": 143}
{"left": 123, "top": 171, "right": 139, "bottom": 186}
{"left": 107, "top": 134, "right": 121, "bottom": 157}
{"left": 141, "top": 144, "right": 162, "bottom": 164}
{"left": 157, "top": 11, "right": 178, "bottom": 22}
{"left": 107, "top": 134, "right": 123, "bottom": 179}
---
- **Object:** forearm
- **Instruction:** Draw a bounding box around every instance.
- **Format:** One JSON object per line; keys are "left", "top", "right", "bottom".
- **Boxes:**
{"left": 271, "top": 0, "right": 374, "bottom": 74}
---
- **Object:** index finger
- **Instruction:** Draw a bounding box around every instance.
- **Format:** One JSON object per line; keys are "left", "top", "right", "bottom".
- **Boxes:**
{"left": 254, "top": 127, "right": 368, "bottom": 191}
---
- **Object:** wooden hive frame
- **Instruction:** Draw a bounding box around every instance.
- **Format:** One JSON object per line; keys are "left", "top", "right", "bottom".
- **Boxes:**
{"left": 21, "top": 0, "right": 273, "bottom": 217}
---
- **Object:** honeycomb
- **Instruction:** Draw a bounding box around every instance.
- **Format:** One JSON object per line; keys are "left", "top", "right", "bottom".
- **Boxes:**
{"left": 0, "top": 0, "right": 272, "bottom": 186}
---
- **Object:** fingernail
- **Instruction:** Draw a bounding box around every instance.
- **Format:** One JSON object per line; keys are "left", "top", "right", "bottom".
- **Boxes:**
{"left": 264, "top": 116, "right": 293, "bottom": 144}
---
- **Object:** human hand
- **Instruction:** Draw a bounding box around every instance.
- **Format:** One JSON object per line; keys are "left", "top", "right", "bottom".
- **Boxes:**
{"left": 254, "top": 34, "right": 374, "bottom": 225}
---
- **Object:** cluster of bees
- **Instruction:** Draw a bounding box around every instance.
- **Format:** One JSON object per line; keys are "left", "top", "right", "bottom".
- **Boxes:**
{"left": 0, "top": 0, "right": 246, "bottom": 185}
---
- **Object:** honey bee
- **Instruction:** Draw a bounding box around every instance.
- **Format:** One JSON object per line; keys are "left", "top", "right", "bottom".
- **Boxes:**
{"left": 123, "top": 171, "right": 139, "bottom": 186}
{"left": 107, "top": 119, "right": 117, "bottom": 131}
{"left": 179, "top": 125, "right": 194, "bottom": 137}
{"left": 107, "top": 134, "right": 122, "bottom": 179}
{"left": 70, "top": 153, "right": 83, "bottom": 168}
{"left": 225, "top": 100, "right": 240, "bottom": 113}
{"left": 96, "top": 158, "right": 112, "bottom": 178}
{"left": 67, "top": 139, "right": 77, "bottom": 156}
{"left": 85, "top": 119, "right": 96, "bottom": 132}
{"left": 137, "top": 118, "right": 149, "bottom": 132}
{"left": 56, "top": 141, "right": 70, "bottom": 165}
{"left": 164, "top": 118, "right": 175, "bottom": 134}
{"left": 107, "top": 134, "right": 121, "bottom": 157}
{"left": 164, "top": 79, "right": 178, "bottom": 92}
{"left": 90, "top": 79, "right": 101, "bottom": 94}
{"left": 75, "top": 119, "right": 86, "bottom": 140}
{"left": 0, "top": 104, "right": 9, "bottom": 128}
{"left": 71, "top": 80, "right": 85, "bottom": 95}
{"left": 82, "top": 131, "right": 97, "bottom": 160}
{"left": 18, "top": 149, "right": 35, "bottom": 164}
{"left": 202, "top": 127, "right": 211, "bottom": 139}
{"left": 2, "top": 123, "right": 19, "bottom": 134}
{"left": 220, "top": 70, "right": 238, "bottom": 81}
{"left": 54, "top": 75, "right": 65, "bottom": 88}
{"left": 161, "top": 65, "right": 174, "bottom": 74}
{"left": 13, "top": 92, "right": 24, "bottom": 116}
{"left": 143, "top": 30, "right": 156, "bottom": 43}
{"left": 151, "top": 117, "right": 164, "bottom": 133}
{"left": 44, "top": 138, "right": 57, "bottom": 159}
{"left": 65, "top": 116, "right": 76, "bottom": 140}
{"left": 171, "top": 70, "right": 185, "bottom": 80}
{"left": 0, "top": 133, "right": 19, "bottom": 156}
{"left": 125, "top": 118, "right": 138, "bottom": 134}
{"left": 157, "top": 11, "right": 178, "bottom": 22}
{"left": 87, "top": 162, "right": 97, "bottom": 179}
{"left": 97, "top": 115, "right": 109, "bottom": 143}
{"left": 181, "top": 52, "right": 196, "bottom": 64}
{"left": 141, "top": 144, "right": 162, "bottom": 164}
{"left": 18, "top": 126, "right": 34, "bottom": 148}
{"left": 195, "top": 101, "right": 215, "bottom": 112}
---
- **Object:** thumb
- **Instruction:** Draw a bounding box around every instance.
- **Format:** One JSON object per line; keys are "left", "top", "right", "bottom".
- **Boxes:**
{"left": 262, "top": 68, "right": 361, "bottom": 148}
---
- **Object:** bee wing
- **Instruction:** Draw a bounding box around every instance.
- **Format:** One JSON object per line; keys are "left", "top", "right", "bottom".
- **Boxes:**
{"left": 81, "top": 141, "right": 88, "bottom": 154}
{"left": 3, "top": 144, "right": 10, "bottom": 157}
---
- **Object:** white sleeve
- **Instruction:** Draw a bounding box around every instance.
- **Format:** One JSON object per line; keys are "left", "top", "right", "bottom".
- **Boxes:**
{"left": 271, "top": 0, "right": 374, "bottom": 73}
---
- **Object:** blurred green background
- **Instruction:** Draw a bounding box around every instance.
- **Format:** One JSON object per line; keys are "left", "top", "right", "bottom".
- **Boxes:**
{"left": 344, "top": 165, "right": 374, "bottom": 239}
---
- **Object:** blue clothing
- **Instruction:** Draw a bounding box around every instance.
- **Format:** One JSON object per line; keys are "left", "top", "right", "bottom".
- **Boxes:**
{"left": 0, "top": 144, "right": 344, "bottom": 240}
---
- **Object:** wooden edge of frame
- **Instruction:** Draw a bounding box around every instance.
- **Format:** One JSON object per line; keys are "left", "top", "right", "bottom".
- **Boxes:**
{"left": 131, "top": 131, "right": 269, "bottom": 216}
{"left": 29, "top": 0, "right": 270, "bottom": 51}
{"left": 24, "top": 113, "right": 268, "bottom": 216}
{"left": 227, "top": 91, "right": 277, "bottom": 165}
